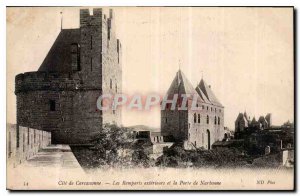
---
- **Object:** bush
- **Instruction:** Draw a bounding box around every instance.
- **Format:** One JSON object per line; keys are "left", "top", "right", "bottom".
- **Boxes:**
{"left": 72, "top": 124, "right": 152, "bottom": 168}
{"left": 156, "top": 145, "right": 249, "bottom": 168}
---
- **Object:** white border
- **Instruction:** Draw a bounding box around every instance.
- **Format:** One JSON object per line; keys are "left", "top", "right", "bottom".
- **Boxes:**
{"left": 1, "top": 0, "right": 298, "bottom": 195}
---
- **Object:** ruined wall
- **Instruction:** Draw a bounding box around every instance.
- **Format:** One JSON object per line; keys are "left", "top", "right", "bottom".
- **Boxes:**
{"left": 7, "top": 125, "right": 51, "bottom": 167}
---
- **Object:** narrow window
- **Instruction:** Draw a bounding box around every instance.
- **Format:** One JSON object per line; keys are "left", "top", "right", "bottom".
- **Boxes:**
{"left": 218, "top": 117, "right": 220, "bottom": 125}
{"left": 90, "top": 57, "right": 93, "bottom": 71}
{"left": 214, "top": 116, "right": 217, "bottom": 125}
{"left": 198, "top": 114, "right": 200, "bottom": 123}
{"left": 165, "top": 118, "right": 167, "bottom": 123}
{"left": 16, "top": 126, "right": 19, "bottom": 148}
{"left": 194, "top": 113, "right": 197, "bottom": 123}
{"left": 115, "top": 84, "right": 117, "bottom": 93}
{"left": 71, "top": 43, "right": 80, "bottom": 71}
{"left": 207, "top": 115, "right": 209, "bottom": 124}
{"left": 207, "top": 106, "right": 209, "bottom": 110}
{"left": 27, "top": 128, "right": 30, "bottom": 145}
{"left": 49, "top": 100, "right": 56, "bottom": 111}
{"left": 110, "top": 79, "right": 112, "bottom": 89}
{"left": 90, "top": 35, "right": 93, "bottom": 49}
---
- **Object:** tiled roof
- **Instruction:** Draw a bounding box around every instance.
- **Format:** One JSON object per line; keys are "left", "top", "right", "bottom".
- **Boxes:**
{"left": 166, "top": 70, "right": 200, "bottom": 98}
{"left": 38, "top": 29, "right": 80, "bottom": 73}
{"left": 197, "top": 79, "right": 223, "bottom": 107}
{"left": 195, "top": 86, "right": 211, "bottom": 104}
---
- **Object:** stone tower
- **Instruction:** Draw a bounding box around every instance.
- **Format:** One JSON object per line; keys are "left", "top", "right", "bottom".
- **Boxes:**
{"left": 15, "top": 8, "right": 122, "bottom": 144}
{"left": 161, "top": 70, "right": 225, "bottom": 150}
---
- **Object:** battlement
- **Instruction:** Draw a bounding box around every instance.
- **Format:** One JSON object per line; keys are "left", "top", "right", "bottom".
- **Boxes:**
{"left": 80, "top": 8, "right": 103, "bottom": 27}
{"left": 15, "top": 8, "right": 122, "bottom": 144}
{"left": 15, "top": 72, "right": 80, "bottom": 94}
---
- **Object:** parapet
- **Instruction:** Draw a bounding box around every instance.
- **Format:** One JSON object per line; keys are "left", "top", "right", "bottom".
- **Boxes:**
{"left": 15, "top": 71, "right": 80, "bottom": 94}
{"left": 80, "top": 8, "right": 103, "bottom": 27}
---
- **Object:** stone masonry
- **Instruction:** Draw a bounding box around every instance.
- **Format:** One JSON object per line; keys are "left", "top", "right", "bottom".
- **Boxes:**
{"left": 15, "top": 8, "right": 122, "bottom": 144}
{"left": 161, "top": 70, "right": 225, "bottom": 150}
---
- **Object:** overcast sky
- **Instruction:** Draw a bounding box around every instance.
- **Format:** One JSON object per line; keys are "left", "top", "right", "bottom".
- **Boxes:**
{"left": 7, "top": 7, "right": 294, "bottom": 129}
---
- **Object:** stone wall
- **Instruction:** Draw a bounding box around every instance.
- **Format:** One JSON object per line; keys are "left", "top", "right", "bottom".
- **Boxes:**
{"left": 186, "top": 102, "right": 224, "bottom": 150}
{"left": 15, "top": 72, "right": 78, "bottom": 143}
{"left": 162, "top": 99, "right": 225, "bottom": 150}
{"left": 15, "top": 8, "right": 122, "bottom": 144}
{"left": 100, "top": 9, "right": 122, "bottom": 126}
{"left": 7, "top": 125, "right": 51, "bottom": 167}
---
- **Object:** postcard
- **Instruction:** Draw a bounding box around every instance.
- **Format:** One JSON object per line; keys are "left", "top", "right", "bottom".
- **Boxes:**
{"left": 6, "top": 6, "right": 294, "bottom": 190}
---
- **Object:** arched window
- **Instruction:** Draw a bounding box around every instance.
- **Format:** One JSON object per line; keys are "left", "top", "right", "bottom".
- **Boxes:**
{"left": 214, "top": 116, "right": 217, "bottom": 125}
{"left": 207, "top": 115, "right": 209, "bottom": 124}
{"left": 194, "top": 113, "right": 197, "bottom": 123}
{"left": 218, "top": 117, "right": 220, "bottom": 125}
{"left": 198, "top": 114, "right": 200, "bottom": 123}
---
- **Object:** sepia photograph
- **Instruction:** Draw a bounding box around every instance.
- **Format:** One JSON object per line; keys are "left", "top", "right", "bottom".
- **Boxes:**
{"left": 6, "top": 6, "right": 294, "bottom": 190}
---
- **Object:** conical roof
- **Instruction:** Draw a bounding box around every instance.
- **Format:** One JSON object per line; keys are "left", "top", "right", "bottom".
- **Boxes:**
{"left": 166, "top": 70, "right": 200, "bottom": 97}
{"left": 197, "top": 79, "right": 223, "bottom": 107}
{"left": 195, "top": 86, "right": 211, "bottom": 104}
{"left": 251, "top": 117, "right": 257, "bottom": 124}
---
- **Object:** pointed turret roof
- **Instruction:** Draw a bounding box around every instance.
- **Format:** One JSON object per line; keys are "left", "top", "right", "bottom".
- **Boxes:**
{"left": 166, "top": 70, "right": 201, "bottom": 99}
{"left": 258, "top": 116, "right": 268, "bottom": 125}
{"left": 195, "top": 86, "right": 211, "bottom": 104}
{"left": 244, "top": 111, "right": 248, "bottom": 118}
{"left": 197, "top": 79, "right": 223, "bottom": 107}
{"left": 251, "top": 117, "right": 257, "bottom": 124}
{"left": 236, "top": 113, "right": 249, "bottom": 127}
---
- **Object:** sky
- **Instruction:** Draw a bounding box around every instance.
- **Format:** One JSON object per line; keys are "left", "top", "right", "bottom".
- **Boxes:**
{"left": 7, "top": 7, "right": 294, "bottom": 129}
